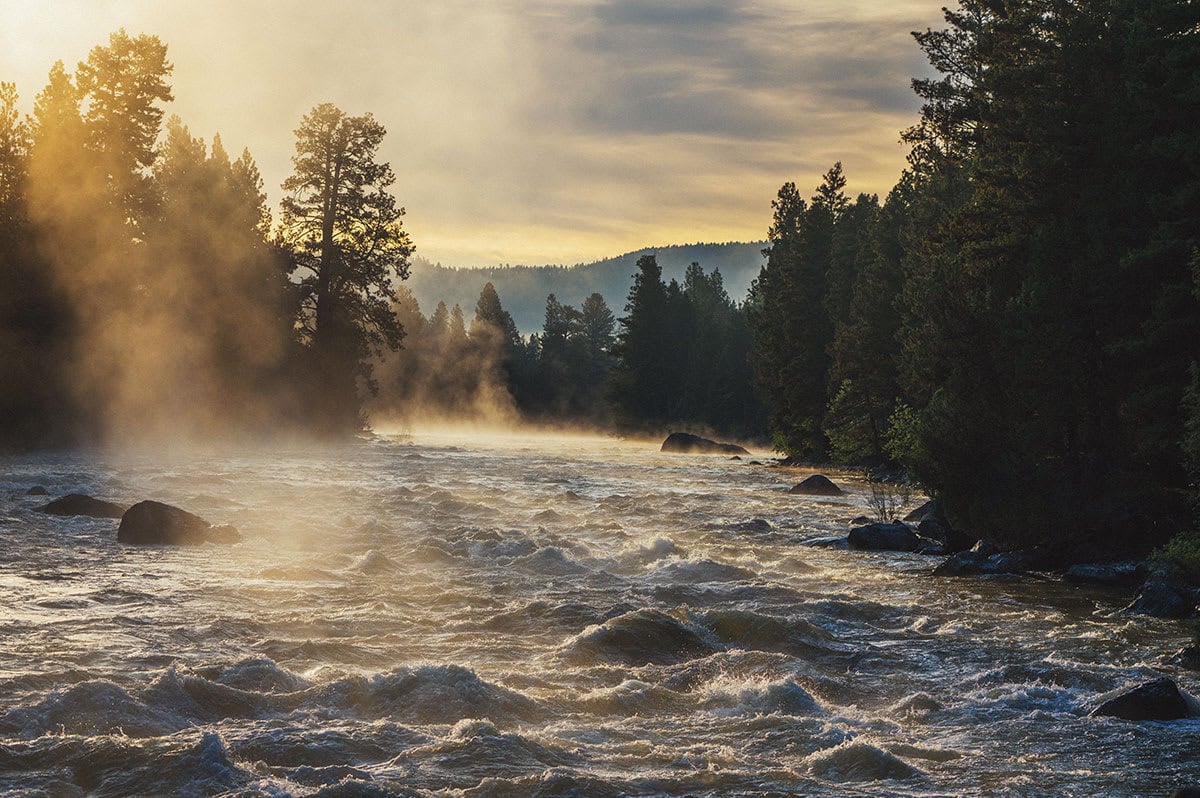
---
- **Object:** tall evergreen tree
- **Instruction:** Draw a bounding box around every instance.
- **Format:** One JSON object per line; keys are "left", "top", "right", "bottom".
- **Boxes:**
{"left": 610, "top": 254, "right": 674, "bottom": 425}
{"left": 280, "top": 103, "right": 414, "bottom": 432}
{"left": 750, "top": 164, "right": 849, "bottom": 457}
{"left": 74, "top": 29, "right": 173, "bottom": 233}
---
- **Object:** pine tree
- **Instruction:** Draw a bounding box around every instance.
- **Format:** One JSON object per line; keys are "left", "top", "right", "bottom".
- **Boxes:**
{"left": 610, "top": 254, "right": 674, "bottom": 425}
{"left": 280, "top": 103, "right": 414, "bottom": 432}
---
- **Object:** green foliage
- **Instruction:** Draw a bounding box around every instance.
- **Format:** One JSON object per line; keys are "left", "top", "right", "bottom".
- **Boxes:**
{"left": 883, "top": 402, "right": 923, "bottom": 472}
{"left": 1157, "top": 528, "right": 1200, "bottom": 583}
{"left": 881, "top": 0, "right": 1200, "bottom": 549}
{"left": 824, "top": 380, "right": 877, "bottom": 464}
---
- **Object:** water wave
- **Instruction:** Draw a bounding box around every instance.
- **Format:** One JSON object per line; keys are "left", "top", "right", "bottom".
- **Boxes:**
{"left": 560, "top": 608, "right": 719, "bottom": 666}
{"left": 805, "top": 740, "right": 922, "bottom": 782}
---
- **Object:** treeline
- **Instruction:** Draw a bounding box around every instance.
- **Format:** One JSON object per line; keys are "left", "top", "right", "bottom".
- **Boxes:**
{"left": 747, "top": 0, "right": 1200, "bottom": 558}
{"left": 370, "top": 260, "right": 765, "bottom": 438}
{"left": 0, "top": 31, "right": 412, "bottom": 446}
{"left": 406, "top": 241, "right": 766, "bottom": 334}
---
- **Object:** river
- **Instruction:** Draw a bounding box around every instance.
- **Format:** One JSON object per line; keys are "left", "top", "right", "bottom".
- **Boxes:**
{"left": 0, "top": 431, "right": 1195, "bottom": 796}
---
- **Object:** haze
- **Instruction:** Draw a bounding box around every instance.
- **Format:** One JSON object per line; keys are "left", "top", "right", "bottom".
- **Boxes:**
{"left": 0, "top": 0, "right": 941, "bottom": 267}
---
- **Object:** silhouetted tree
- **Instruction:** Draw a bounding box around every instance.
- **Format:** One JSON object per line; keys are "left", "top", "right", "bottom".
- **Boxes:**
{"left": 610, "top": 254, "right": 674, "bottom": 425}
{"left": 750, "top": 164, "right": 849, "bottom": 457}
{"left": 75, "top": 29, "right": 173, "bottom": 234}
{"left": 280, "top": 102, "right": 414, "bottom": 432}
{"left": 0, "top": 82, "right": 72, "bottom": 448}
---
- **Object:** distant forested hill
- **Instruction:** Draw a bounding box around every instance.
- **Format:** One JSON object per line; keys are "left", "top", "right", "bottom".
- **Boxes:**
{"left": 407, "top": 242, "right": 767, "bottom": 333}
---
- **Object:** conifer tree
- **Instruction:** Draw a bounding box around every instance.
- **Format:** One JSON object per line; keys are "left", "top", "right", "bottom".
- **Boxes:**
{"left": 280, "top": 103, "right": 414, "bottom": 432}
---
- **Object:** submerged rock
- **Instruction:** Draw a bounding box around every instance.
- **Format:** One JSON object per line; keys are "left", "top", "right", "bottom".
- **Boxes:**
{"left": 933, "top": 541, "right": 1028, "bottom": 576}
{"left": 1089, "top": 676, "right": 1198, "bottom": 721}
{"left": 25, "top": 485, "right": 48, "bottom": 496}
{"left": 805, "top": 535, "right": 850, "bottom": 550}
{"left": 728, "top": 518, "right": 773, "bottom": 533}
{"left": 848, "top": 522, "right": 920, "bottom": 553}
{"left": 660, "top": 432, "right": 750, "bottom": 456}
{"left": 1064, "top": 561, "right": 1149, "bottom": 588}
{"left": 117, "top": 500, "right": 241, "bottom": 546}
{"left": 37, "top": 493, "right": 125, "bottom": 519}
{"left": 789, "top": 474, "right": 843, "bottom": 496}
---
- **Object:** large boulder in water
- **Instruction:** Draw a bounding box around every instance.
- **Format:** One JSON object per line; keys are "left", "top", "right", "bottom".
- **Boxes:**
{"left": 1089, "top": 676, "right": 1199, "bottom": 721}
{"left": 660, "top": 432, "right": 749, "bottom": 456}
{"left": 848, "top": 522, "right": 920, "bottom": 553}
{"left": 1123, "top": 567, "right": 1198, "bottom": 618}
{"left": 117, "top": 501, "right": 240, "bottom": 546}
{"left": 789, "top": 474, "right": 843, "bottom": 496}
{"left": 37, "top": 493, "right": 126, "bottom": 519}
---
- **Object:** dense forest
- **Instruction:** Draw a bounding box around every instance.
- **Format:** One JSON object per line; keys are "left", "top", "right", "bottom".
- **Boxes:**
{"left": 406, "top": 242, "right": 765, "bottom": 334}
{"left": 369, "top": 258, "right": 764, "bottom": 438}
{"left": 0, "top": 31, "right": 411, "bottom": 443}
{"left": 3, "top": 2, "right": 1200, "bottom": 564}
{"left": 744, "top": 0, "right": 1200, "bottom": 562}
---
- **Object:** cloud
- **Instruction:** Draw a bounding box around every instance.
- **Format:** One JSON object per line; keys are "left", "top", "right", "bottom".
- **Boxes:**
{"left": 1, "top": 0, "right": 946, "bottom": 267}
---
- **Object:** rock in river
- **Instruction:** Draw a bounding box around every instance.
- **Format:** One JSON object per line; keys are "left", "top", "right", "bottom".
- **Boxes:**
{"left": 789, "top": 474, "right": 843, "bottom": 496}
{"left": 848, "top": 522, "right": 920, "bottom": 553}
{"left": 1123, "top": 567, "right": 1198, "bottom": 619}
{"left": 660, "top": 432, "right": 750, "bottom": 456}
{"left": 37, "top": 494, "right": 126, "bottom": 519}
{"left": 932, "top": 541, "right": 1030, "bottom": 576}
{"left": 1064, "top": 561, "right": 1149, "bottom": 588}
{"left": 1089, "top": 676, "right": 1198, "bottom": 721}
{"left": 117, "top": 500, "right": 241, "bottom": 546}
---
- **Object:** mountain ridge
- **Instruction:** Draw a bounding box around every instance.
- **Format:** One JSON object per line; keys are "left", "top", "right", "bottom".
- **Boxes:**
{"left": 407, "top": 241, "right": 768, "bottom": 334}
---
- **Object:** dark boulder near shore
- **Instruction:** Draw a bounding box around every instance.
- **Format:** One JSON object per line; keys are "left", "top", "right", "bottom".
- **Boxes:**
{"left": 1089, "top": 676, "right": 1198, "bottom": 721}
{"left": 903, "top": 499, "right": 940, "bottom": 523}
{"left": 117, "top": 500, "right": 241, "bottom": 546}
{"left": 788, "top": 474, "right": 843, "bottom": 496}
{"left": 848, "top": 522, "right": 920, "bottom": 553}
{"left": 660, "top": 432, "right": 750, "bottom": 456}
{"left": 37, "top": 494, "right": 126, "bottom": 519}
{"left": 1123, "top": 567, "right": 1199, "bottom": 619}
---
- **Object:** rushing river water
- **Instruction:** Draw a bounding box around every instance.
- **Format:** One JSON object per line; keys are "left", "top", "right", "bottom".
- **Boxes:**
{"left": 0, "top": 431, "right": 1196, "bottom": 796}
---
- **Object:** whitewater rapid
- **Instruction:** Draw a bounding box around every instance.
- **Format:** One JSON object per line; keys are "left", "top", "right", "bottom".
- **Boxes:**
{"left": 0, "top": 432, "right": 1196, "bottom": 796}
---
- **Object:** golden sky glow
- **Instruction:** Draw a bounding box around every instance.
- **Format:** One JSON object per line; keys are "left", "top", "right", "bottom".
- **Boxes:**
{"left": 0, "top": 0, "right": 945, "bottom": 267}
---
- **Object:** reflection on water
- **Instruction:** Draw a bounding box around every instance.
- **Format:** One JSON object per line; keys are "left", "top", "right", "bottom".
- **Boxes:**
{"left": 0, "top": 432, "right": 1196, "bottom": 796}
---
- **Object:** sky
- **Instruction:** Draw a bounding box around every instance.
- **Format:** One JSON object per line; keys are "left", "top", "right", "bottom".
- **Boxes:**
{"left": 0, "top": 0, "right": 945, "bottom": 268}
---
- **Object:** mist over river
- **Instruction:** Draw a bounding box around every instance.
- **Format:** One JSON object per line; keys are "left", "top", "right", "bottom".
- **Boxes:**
{"left": 1, "top": 432, "right": 1196, "bottom": 796}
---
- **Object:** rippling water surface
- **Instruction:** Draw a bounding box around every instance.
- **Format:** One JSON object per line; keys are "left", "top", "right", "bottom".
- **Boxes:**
{"left": 1, "top": 432, "right": 1196, "bottom": 796}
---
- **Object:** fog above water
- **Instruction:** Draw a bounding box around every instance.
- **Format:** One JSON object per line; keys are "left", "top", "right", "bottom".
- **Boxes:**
{"left": 0, "top": 433, "right": 1196, "bottom": 796}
